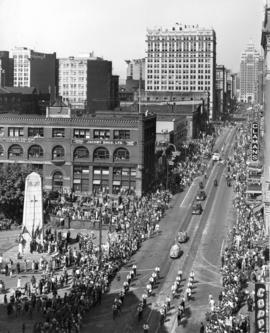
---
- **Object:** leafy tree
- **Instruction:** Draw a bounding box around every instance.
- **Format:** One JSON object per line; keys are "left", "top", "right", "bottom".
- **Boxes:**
{"left": 0, "top": 163, "right": 32, "bottom": 223}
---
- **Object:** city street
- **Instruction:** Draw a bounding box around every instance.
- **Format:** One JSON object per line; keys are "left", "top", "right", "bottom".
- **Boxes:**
{"left": 79, "top": 127, "right": 237, "bottom": 333}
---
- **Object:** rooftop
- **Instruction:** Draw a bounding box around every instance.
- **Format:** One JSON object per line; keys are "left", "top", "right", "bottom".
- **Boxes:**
{"left": 0, "top": 87, "right": 37, "bottom": 95}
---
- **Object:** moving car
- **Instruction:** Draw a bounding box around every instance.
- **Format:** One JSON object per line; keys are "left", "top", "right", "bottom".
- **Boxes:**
{"left": 177, "top": 231, "right": 188, "bottom": 243}
{"left": 170, "top": 243, "right": 181, "bottom": 258}
{"left": 212, "top": 152, "right": 221, "bottom": 161}
{"left": 196, "top": 190, "right": 207, "bottom": 201}
{"left": 192, "top": 201, "right": 203, "bottom": 215}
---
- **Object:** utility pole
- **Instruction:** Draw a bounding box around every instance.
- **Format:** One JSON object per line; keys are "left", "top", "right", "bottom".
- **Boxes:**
{"left": 99, "top": 217, "right": 102, "bottom": 267}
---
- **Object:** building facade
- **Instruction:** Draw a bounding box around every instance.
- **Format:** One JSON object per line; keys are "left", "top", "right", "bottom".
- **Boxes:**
{"left": 145, "top": 24, "right": 216, "bottom": 120}
{"left": 0, "top": 51, "right": 13, "bottom": 87}
{"left": 125, "top": 58, "right": 145, "bottom": 81}
{"left": 239, "top": 42, "right": 263, "bottom": 103}
{"left": 0, "top": 109, "right": 156, "bottom": 196}
{"left": 11, "top": 47, "right": 57, "bottom": 101}
{"left": 58, "top": 54, "right": 119, "bottom": 112}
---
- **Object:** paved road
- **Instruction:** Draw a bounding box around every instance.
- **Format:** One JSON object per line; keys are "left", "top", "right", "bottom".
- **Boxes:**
{"left": 81, "top": 127, "right": 236, "bottom": 333}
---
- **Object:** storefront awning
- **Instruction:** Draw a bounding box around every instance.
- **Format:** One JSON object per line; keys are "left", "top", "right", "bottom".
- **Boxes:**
{"left": 93, "top": 180, "right": 101, "bottom": 185}
{"left": 246, "top": 183, "right": 262, "bottom": 194}
{"left": 113, "top": 180, "right": 121, "bottom": 185}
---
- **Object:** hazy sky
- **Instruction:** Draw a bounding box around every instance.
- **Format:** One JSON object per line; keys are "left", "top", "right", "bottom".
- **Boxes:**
{"left": 0, "top": 0, "right": 265, "bottom": 80}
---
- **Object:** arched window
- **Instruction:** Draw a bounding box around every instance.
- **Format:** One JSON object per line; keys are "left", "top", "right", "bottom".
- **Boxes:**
{"left": 52, "top": 171, "right": 63, "bottom": 192}
{"left": 93, "top": 147, "right": 109, "bottom": 160}
{"left": 8, "top": 144, "right": 23, "bottom": 158}
{"left": 73, "top": 146, "right": 89, "bottom": 159}
{"left": 28, "top": 145, "right": 44, "bottom": 158}
{"left": 52, "top": 145, "right": 65, "bottom": 160}
{"left": 0, "top": 145, "right": 3, "bottom": 157}
{"left": 113, "top": 148, "right": 130, "bottom": 161}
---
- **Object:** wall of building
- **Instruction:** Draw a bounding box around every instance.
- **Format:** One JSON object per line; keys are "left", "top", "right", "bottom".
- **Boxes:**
{"left": 0, "top": 113, "right": 156, "bottom": 197}
{"left": 30, "top": 52, "right": 57, "bottom": 101}
{"left": 87, "top": 60, "right": 112, "bottom": 113}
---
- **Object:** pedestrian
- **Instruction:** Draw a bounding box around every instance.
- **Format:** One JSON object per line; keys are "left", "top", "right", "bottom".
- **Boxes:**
{"left": 132, "top": 264, "right": 137, "bottom": 276}
{"left": 165, "top": 295, "right": 171, "bottom": 310}
{"left": 200, "top": 322, "right": 205, "bottom": 333}
{"left": 143, "top": 322, "right": 149, "bottom": 332}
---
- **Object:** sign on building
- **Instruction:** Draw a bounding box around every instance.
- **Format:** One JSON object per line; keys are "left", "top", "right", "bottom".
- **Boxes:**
{"left": 251, "top": 122, "right": 259, "bottom": 162}
{"left": 255, "top": 283, "right": 266, "bottom": 332}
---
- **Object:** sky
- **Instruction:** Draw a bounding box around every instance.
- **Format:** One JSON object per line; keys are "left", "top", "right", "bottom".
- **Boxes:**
{"left": 0, "top": 0, "right": 265, "bottom": 81}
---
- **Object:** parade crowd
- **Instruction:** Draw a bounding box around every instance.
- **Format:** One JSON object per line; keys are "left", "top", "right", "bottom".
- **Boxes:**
{"left": 0, "top": 135, "right": 217, "bottom": 333}
{"left": 204, "top": 125, "right": 267, "bottom": 333}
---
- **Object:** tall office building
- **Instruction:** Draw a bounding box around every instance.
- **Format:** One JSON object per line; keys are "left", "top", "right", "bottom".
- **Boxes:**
{"left": 58, "top": 53, "right": 118, "bottom": 112}
{"left": 0, "top": 51, "right": 13, "bottom": 87}
{"left": 240, "top": 42, "right": 263, "bottom": 103}
{"left": 11, "top": 47, "right": 57, "bottom": 100}
{"left": 145, "top": 24, "right": 216, "bottom": 119}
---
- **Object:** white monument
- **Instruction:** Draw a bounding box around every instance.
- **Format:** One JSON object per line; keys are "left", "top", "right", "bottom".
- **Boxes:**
{"left": 19, "top": 172, "right": 43, "bottom": 254}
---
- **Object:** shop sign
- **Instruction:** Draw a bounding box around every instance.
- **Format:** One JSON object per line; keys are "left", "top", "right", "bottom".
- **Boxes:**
{"left": 251, "top": 122, "right": 259, "bottom": 162}
{"left": 255, "top": 283, "right": 266, "bottom": 332}
{"left": 75, "top": 139, "right": 137, "bottom": 146}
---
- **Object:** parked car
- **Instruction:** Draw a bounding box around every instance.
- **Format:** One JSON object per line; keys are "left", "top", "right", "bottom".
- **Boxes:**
{"left": 170, "top": 243, "right": 181, "bottom": 258}
{"left": 196, "top": 190, "right": 207, "bottom": 201}
{"left": 212, "top": 152, "right": 221, "bottom": 161}
{"left": 192, "top": 201, "right": 203, "bottom": 215}
{"left": 177, "top": 231, "right": 188, "bottom": 243}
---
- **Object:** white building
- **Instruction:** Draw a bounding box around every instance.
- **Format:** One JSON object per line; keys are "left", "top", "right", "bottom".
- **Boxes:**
{"left": 145, "top": 24, "right": 216, "bottom": 119}
{"left": 240, "top": 42, "right": 263, "bottom": 103}
{"left": 58, "top": 53, "right": 99, "bottom": 109}
{"left": 11, "top": 47, "right": 31, "bottom": 87}
{"left": 125, "top": 58, "right": 145, "bottom": 81}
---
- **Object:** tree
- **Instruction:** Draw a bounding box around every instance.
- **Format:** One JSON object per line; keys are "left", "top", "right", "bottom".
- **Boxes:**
{"left": 0, "top": 163, "right": 32, "bottom": 223}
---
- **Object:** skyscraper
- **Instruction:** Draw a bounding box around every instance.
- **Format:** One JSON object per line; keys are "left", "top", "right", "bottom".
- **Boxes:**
{"left": 11, "top": 47, "right": 57, "bottom": 100}
{"left": 145, "top": 23, "right": 216, "bottom": 119}
{"left": 240, "top": 42, "right": 263, "bottom": 103}
{"left": 58, "top": 53, "right": 118, "bottom": 112}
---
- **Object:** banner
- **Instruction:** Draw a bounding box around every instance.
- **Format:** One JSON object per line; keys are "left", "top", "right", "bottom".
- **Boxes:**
{"left": 255, "top": 283, "right": 266, "bottom": 332}
{"left": 251, "top": 122, "right": 259, "bottom": 162}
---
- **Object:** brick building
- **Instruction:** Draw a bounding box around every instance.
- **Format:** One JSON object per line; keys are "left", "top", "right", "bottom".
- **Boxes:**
{"left": 0, "top": 107, "right": 156, "bottom": 196}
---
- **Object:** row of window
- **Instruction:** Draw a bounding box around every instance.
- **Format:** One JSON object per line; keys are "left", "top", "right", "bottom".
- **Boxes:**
{"left": 1, "top": 127, "right": 131, "bottom": 140}
{"left": 0, "top": 144, "right": 131, "bottom": 161}
{"left": 146, "top": 86, "right": 211, "bottom": 91}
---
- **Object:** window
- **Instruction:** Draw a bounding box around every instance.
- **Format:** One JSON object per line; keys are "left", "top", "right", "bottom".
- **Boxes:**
{"left": 113, "top": 130, "right": 130, "bottom": 140}
{"left": 0, "top": 145, "right": 3, "bottom": 156}
{"left": 52, "top": 171, "right": 63, "bottom": 192}
{"left": 113, "top": 148, "right": 130, "bottom": 161}
{"left": 73, "top": 146, "right": 89, "bottom": 159}
{"left": 28, "top": 145, "right": 44, "bottom": 158}
{"left": 8, "top": 144, "right": 23, "bottom": 158}
{"left": 73, "top": 166, "right": 89, "bottom": 192}
{"left": 93, "top": 147, "right": 109, "bottom": 160}
{"left": 112, "top": 167, "right": 136, "bottom": 194}
{"left": 52, "top": 128, "right": 65, "bottom": 138}
{"left": 52, "top": 146, "right": 65, "bottom": 160}
{"left": 28, "top": 127, "right": 44, "bottom": 137}
{"left": 8, "top": 127, "right": 24, "bottom": 137}
{"left": 93, "top": 129, "right": 110, "bottom": 139}
{"left": 92, "top": 167, "right": 109, "bottom": 194}
{"left": 73, "top": 129, "right": 90, "bottom": 139}
{"left": 0, "top": 127, "right": 4, "bottom": 136}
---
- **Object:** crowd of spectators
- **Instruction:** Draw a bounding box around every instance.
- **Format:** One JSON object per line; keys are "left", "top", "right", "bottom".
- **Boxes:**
{"left": 0, "top": 135, "right": 217, "bottom": 332}
{"left": 205, "top": 126, "right": 267, "bottom": 333}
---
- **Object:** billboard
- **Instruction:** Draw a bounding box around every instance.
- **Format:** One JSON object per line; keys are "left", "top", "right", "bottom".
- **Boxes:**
{"left": 255, "top": 283, "right": 266, "bottom": 332}
{"left": 251, "top": 122, "right": 259, "bottom": 162}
